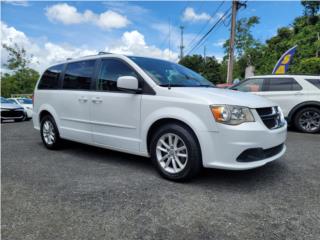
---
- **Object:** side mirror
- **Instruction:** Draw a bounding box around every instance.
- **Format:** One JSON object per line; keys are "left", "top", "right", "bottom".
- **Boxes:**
{"left": 117, "top": 76, "right": 141, "bottom": 93}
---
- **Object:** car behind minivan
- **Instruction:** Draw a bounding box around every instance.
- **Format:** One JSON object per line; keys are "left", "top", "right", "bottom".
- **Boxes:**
{"left": 33, "top": 53, "right": 287, "bottom": 181}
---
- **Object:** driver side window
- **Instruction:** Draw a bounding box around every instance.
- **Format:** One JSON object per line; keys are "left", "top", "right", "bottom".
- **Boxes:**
{"left": 236, "top": 78, "right": 265, "bottom": 92}
{"left": 98, "top": 59, "right": 138, "bottom": 92}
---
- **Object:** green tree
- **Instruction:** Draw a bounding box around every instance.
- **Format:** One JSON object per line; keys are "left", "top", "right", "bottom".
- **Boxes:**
{"left": 223, "top": 16, "right": 261, "bottom": 57}
{"left": 179, "top": 55, "right": 222, "bottom": 83}
{"left": 301, "top": 0, "right": 320, "bottom": 17}
{"left": 1, "top": 44, "right": 39, "bottom": 97}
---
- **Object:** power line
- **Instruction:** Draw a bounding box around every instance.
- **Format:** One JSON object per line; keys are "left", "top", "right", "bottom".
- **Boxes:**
{"left": 159, "top": 1, "right": 190, "bottom": 51}
{"left": 185, "top": 0, "right": 226, "bottom": 52}
{"left": 185, "top": 7, "right": 232, "bottom": 56}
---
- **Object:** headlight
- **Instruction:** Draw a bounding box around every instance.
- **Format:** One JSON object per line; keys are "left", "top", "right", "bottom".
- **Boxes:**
{"left": 277, "top": 106, "right": 286, "bottom": 124}
{"left": 210, "top": 105, "right": 255, "bottom": 125}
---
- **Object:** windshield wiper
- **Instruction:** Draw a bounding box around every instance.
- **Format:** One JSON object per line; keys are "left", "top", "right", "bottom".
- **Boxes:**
{"left": 159, "top": 84, "right": 186, "bottom": 87}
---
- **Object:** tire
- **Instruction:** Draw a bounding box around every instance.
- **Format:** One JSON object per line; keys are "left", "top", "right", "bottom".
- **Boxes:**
{"left": 294, "top": 107, "right": 320, "bottom": 133}
{"left": 14, "top": 113, "right": 26, "bottom": 122}
{"left": 40, "top": 115, "right": 62, "bottom": 149}
{"left": 150, "top": 123, "right": 202, "bottom": 181}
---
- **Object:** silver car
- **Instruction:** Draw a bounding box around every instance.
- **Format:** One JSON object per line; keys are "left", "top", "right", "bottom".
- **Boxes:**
{"left": 1, "top": 97, "right": 26, "bottom": 122}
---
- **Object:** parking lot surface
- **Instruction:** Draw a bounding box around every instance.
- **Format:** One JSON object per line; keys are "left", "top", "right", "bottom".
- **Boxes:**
{"left": 1, "top": 121, "right": 320, "bottom": 240}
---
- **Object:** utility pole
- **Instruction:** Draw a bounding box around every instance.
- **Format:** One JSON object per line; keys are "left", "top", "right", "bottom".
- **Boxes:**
{"left": 317, "top": 32, "right": 319, "bottom": 58}
{"left": 179, "top": 26, "right": 185, "bottom": 60}
{"left": 203, "top": 45, "right": 207, "bottom": 63}
{"left": 169, "top": 19, "right": 171, "bottom": 60}
{"left": 227, "top": 0, "right": 238, "bottom": 84}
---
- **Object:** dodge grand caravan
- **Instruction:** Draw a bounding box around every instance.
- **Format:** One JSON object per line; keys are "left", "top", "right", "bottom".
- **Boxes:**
{"left": 33, "top": 53, "right": 287, "bottom": 181}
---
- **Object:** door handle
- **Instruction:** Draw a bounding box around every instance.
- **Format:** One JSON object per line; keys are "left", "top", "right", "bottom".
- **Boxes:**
{"left": 92, "top": 97, "right": 103, "bottom": 103}
{"left": 78, "top": 96, "right": 88, "bottom": 103}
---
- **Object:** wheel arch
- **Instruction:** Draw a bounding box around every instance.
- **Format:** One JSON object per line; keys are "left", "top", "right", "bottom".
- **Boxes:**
{"left": 145, "top": 118, "right": 203, "bottom": 164}
{"left": 287, "top": 101, "right": 320, "bottom": 123}
{"left": 39, "top": 110, "right": 53, "bottom": 121}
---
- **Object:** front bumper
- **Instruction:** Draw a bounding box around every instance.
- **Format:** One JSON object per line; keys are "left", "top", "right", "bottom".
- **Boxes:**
{"left": 1, "top": 109, "right": 26, "bottom": 120}
{"left": 200, "top": 120, "right": 287, "bottom": 170}
{"left": 25, "top": 108, "right": 33, "bottom": 118}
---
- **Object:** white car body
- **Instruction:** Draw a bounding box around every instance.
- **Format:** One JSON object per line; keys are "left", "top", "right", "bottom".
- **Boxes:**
{"left": 33, "top": 54, "right": 287, "bottom": 172}
{"left": 232, "top": 75, "right": 320, "bottom": 133}
{"left": 8, "top": 98, "right": 33, "bottom": 118}
{"left": 241, "top": 75, "right": 320, "bottom": 117}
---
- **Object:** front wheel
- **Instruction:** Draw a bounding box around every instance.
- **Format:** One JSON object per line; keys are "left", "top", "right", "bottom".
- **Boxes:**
{"left": 40, "top": 115, "right": 62, "bottom": 149}
{"left": 150, "top": 123, "right": 202, "bottom": 181}
{"left": 14, "top": 113, "right": 26, "bottom": 122}
{"left": 294, "top": 107, "right": 320, "bottom": 133}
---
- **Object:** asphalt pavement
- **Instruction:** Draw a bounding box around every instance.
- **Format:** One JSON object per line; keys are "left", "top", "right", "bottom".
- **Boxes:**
{"left": 1, "top": 121, "right": 320, "bottom": 240}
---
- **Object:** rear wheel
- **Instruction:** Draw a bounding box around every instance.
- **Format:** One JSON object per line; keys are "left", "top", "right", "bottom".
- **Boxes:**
{"left": 40, "top": 115, "right": 62, "bottom": 149}
{"left": 150, "top": 123, "right": 202, "bottom": 181}
{"left": 294, "top": 107, "right": 320, "bottom": 133}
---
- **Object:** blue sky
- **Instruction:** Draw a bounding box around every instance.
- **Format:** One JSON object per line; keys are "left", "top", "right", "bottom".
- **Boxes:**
{"left": 1, "top": 1, "right": 304, "bottom": 71}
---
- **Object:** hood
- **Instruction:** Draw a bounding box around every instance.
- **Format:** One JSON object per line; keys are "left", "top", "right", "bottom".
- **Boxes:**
{"left": 1, "top": 103, "right": 24, "bottom": 110}
{"left": 168, "top": 87, "right": 277, "bottom": 108}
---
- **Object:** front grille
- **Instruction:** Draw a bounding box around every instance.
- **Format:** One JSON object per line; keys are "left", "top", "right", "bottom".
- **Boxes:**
{"left": 256, "top": 107, "right": 284, "bottom": 129}
{"left": 236, "top": 144, "right": 284, "bottom": 162}
{"left": 1, "top": 109, "right": 24, "bottom": 118}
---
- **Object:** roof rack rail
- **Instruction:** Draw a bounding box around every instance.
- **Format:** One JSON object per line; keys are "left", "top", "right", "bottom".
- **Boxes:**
{"left": 66, "top": 58, "right": 72, "bottom": 60}
{"left": 98, "top": 51, "right": 112, "bottom": 55}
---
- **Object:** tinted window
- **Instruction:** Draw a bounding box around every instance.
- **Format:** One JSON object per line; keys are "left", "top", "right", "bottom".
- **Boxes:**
{"left": 306, "top": 79, "right": 320, "bottom": 89}
{"left": 17, "top": 98, "right": 32, "bottom": 104}
{"left": 38, "top": 64, "right": 64, "bottom": 89}
{"left": 234, "top": 78, "right": 265, "bottom": 92}
{"left": 1, "top": 97, "right": 10, "bottom": 103}
{"left": 267, "top": 78, "right": 302, "bottom": 91}
{"left": 63, "top": 60, "right": 95, "bottom": 90}
{"left": 129, "top": 56, "right": 214, "bottom": 87}
{"left": 97, "top": 59, "right": 138, "bottom": 91}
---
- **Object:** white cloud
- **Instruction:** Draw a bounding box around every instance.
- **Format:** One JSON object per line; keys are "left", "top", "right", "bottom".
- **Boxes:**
{"left": 151, "top": 23, "right": 197, "bottom": 51}
{"left": 45, "top": 3, "right": 130, "bottom": 30}
{"left": 213, "top": 39, "right": 226, "bottom": 47}
{"left": 1, "top": 21, "right": 97, "bottom": 72}
{"left": 2, "top": 0, "right": 28, "bottom": 7}
{"left": 1, "top": 22, "right": 178, "bottom": 73}
{"left": 182, "top": 7, "right": 211, "bottom": 22}
{"left": 106, "top": 30, "right": 178, "bottom": 61}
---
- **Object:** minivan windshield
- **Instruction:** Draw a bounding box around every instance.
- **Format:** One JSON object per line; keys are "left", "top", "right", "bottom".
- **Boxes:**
{"left": 129, "top": 56, "right": 214, "bottom": 87}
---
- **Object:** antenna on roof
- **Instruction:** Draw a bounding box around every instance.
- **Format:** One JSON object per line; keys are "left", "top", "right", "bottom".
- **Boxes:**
{"left": 98, "top": 51, "right": 111, "bottom": 55}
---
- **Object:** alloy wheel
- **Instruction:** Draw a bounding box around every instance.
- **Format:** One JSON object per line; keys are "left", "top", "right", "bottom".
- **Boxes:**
{"left": 299, "top": 111, "right": 320, "bottom": 132}
{"left": 156, "top": 133, "right": 188, "bottom": 174}
{"left": 42, "top": 120, "right": 55, "bottom": 145}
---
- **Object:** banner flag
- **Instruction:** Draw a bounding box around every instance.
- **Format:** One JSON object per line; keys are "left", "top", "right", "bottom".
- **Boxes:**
{"left": 272, "top": 45, "right": 297, "bottom": 74}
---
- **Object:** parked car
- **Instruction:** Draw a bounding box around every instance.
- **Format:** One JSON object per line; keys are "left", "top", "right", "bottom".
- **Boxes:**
{"left": 216, "top": 83, "right": 233, "bottom": 89}
{"left": 33, "top": 54, "right": 287, "bottom": 181}
{"left": 231, "top": 75, "right": 320, "bottom": 133}
{"left": 1, "top": 97, "right": 26, "bottom": 122}
{"left": 8, "top": 98, "right": 33, "bottom": 119}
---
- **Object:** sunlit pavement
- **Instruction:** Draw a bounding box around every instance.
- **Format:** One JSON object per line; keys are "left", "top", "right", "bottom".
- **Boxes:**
{"left": 2, "top": 121, "right": 320, "bottom": 240}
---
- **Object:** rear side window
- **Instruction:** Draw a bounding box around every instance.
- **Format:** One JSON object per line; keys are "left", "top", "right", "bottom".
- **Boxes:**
{"left": 306, "top": 79, "right": 320, "bottom": 89}
{"left": 38, "top": 64, "right": 64, "bottom": 89}
{"left": 63, "top": 60, "right": 96, "bottom": 90}
{"left": 234, "top": 78, "right": 265, "bottom": 92}
{"left": 266, "top": 78, "right": 302, "bottom": 91}
{"left": 97, "top": 59, "right": 138, "bottom": 92}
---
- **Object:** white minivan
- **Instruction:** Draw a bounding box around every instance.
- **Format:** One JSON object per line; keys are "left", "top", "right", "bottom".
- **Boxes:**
{"left": 33, "top": 53, "right": 287, "bottom": 181}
